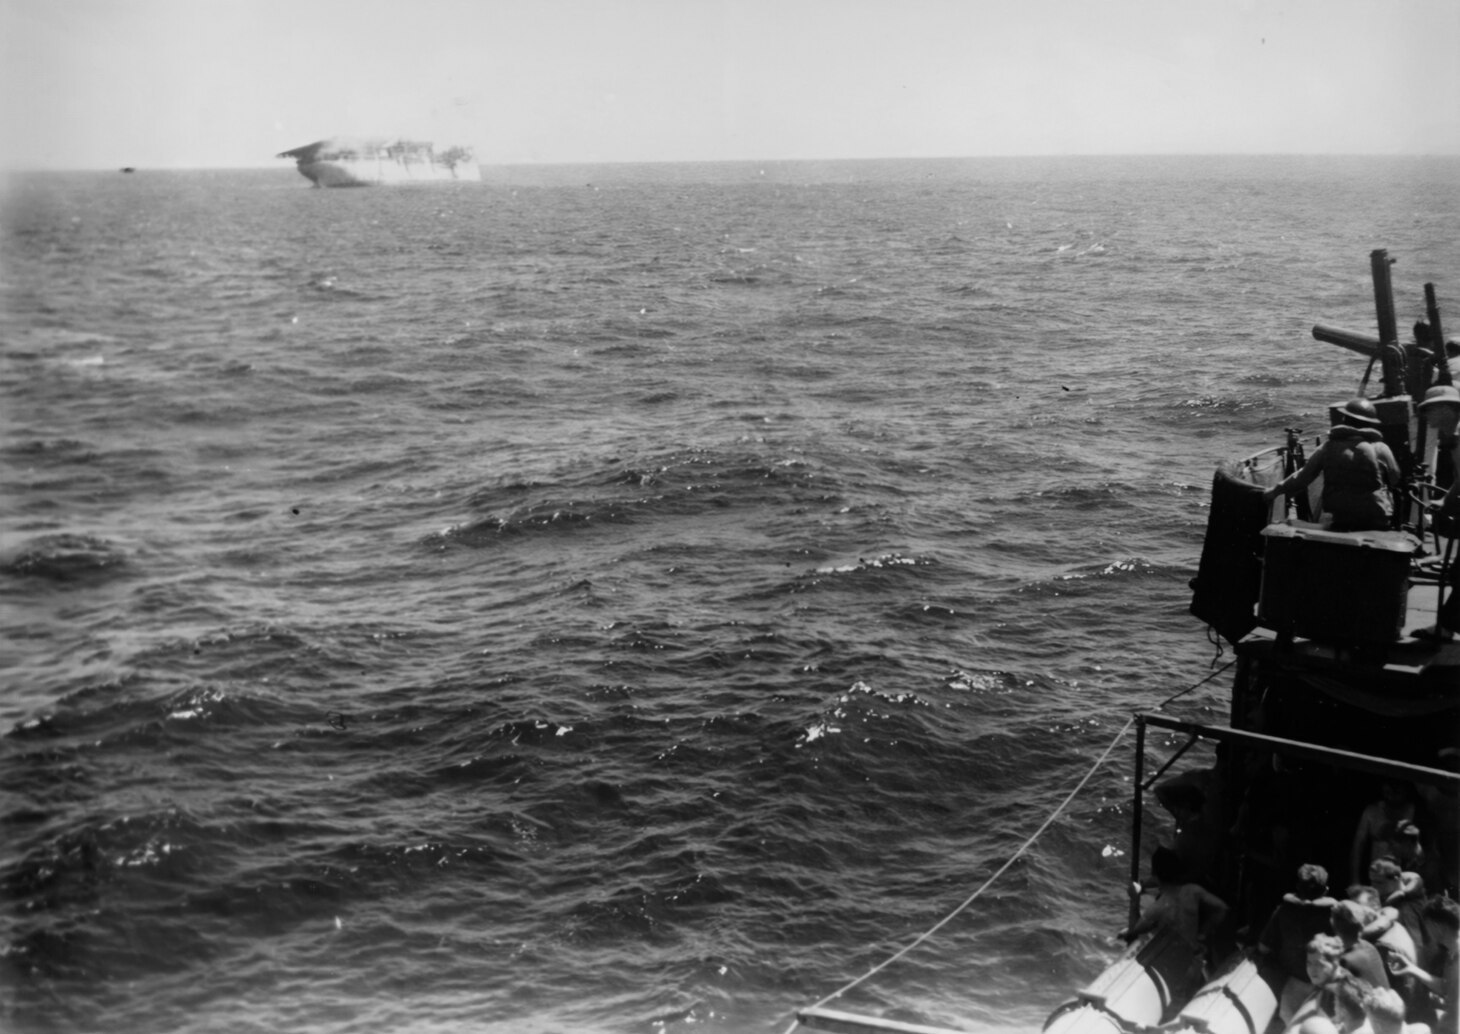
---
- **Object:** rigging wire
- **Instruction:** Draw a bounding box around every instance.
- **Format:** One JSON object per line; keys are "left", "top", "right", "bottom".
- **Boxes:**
{"left": 783, "top": 658, "right": 1241, "bottom": 1033}
{"left": 1157, "top": 659, "right": 1236, "bottom": 710}
{"left": 781, "top": 712, "right": 1138, "bottom": 1034}
{"left": 1205, "top": 625, "right": 1226, "bottom": 667}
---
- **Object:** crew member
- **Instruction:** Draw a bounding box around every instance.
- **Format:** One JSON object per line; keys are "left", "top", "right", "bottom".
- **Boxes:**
{"left": 1264, "top": 398, "right": 1400, "bottom": 532}
{"left": 1416, "top": 384, "right": 1460, "bottom": 639}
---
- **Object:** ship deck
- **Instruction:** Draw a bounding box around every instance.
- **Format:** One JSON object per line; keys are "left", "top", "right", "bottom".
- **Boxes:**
{"left": 1239, "top": 576, "right": 1460, "bottom": 678}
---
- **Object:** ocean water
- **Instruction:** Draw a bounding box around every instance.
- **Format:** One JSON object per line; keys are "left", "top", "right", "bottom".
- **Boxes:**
{"left": 2, "top": 155, "right": 1458, "bottom": 1034}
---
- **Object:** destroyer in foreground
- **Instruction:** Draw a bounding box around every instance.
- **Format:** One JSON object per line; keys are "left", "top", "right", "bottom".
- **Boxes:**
{"left": 790, "top": 251, "right": 1459, "bottom": 1034}
{"left": 277, "top": 138, "right": 480, "bottom": 187}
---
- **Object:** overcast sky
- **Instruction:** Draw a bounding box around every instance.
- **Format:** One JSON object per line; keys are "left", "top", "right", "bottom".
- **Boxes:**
{"left": 3, "top": 0, "right": 1457, "bottom": 170}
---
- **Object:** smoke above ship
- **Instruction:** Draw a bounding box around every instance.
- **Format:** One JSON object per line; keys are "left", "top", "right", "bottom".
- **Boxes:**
{"left": 277, "top": 137, "right": 480, "bottom": 187}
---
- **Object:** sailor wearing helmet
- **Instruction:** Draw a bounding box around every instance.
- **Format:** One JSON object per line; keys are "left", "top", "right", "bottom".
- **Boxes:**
{"left": 1263, "top": 398, "right": 1402, "bottom": 532}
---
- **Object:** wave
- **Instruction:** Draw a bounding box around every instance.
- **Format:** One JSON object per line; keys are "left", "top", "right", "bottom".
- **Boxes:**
{"left": 1172, "top": 392, "right": 1269, "bottom": 411}
{"left": 1008, "top": 556, "right": 1173, "bottom": 598}
{"left": 3, "top": 805, "right": 222, "bottom": 923}
{"left": 1, "top": 533, "right": 127, "bottom": 582}
{"left": 6, "top": 678, "right": 307, "bottom": 754}
{"left": 436, "top": 448, "right": 843, "bottom": 546}
{"left": 301, "top": 273, "right": 381, "bottom": 302}
{"left": 8, "top": 159, "right": 1451, "bottom": 1034}
{"left": 2, "top": 438, "right": 100, "bottom": 463}
{"left": 1014, "top": 482, "right": 1147, "bottom": 512}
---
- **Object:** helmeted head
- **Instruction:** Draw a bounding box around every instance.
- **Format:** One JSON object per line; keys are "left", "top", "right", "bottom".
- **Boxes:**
{"left": 1339, "top": 398, "right": 1381, "bottom": 426}
{"left": 1418, "top": 383, "right": 1460, "bottom": 411}
{"left": 1150, "top": 846, "right": 1184, "bottom": 884}
{"left": 1418, "top": 383, "right": 1460, "bottom": 432}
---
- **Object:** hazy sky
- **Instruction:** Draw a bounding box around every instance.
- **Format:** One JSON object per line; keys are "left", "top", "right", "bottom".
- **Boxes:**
{"left": 3, "top": 0, "right": 1457, "bottom": 170}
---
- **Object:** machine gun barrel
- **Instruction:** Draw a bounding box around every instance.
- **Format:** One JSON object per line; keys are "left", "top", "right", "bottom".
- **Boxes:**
{"left": 1426, "top": 283, "right": 1452, "bottom": 385}
{"left": 1370, "top": 251, "right": 1406, "bottom": 396}
{"left": 1312, "top": 324, "right": 1381, "bottom": 358}
{"left": 1372, "top": 250, "right": 1399, "bottom": 346}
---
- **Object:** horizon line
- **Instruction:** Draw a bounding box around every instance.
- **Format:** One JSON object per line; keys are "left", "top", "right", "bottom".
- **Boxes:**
{"left": 6, "top": 151, "right": 1460, "bottom": 174}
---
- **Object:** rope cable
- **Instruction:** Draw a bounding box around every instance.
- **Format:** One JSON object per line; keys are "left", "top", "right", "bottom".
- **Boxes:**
{"left": 1157, "top": 659, "right": 1235, "bottom": 710}
{"left": 783, "top": 713, "right": 1138, "bottom": 1034}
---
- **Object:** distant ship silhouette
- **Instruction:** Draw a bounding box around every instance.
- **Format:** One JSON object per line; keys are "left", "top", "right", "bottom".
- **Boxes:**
{"left": 277, "top": 138, "right": 480, "bottom": 187}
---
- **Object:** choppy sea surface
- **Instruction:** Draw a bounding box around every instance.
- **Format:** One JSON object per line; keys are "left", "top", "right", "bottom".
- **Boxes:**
{"left": 3, "top": 155, "right": 1458, "bottom": 1034}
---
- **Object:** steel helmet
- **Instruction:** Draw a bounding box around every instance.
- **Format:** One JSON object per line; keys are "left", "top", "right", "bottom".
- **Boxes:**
{"left": 1340, "top": 398, "right": 1380, "bottom": 425}
{"left": 1417, "top": 384, "right": 1460, "bottom": 409}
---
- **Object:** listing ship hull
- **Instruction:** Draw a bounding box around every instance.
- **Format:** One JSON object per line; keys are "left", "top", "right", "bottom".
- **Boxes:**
{"left": 277, "top": 138, "right": 481, "bottom": 187}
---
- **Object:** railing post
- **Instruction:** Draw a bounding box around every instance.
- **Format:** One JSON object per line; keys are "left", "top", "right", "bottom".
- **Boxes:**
{"left": 1129, "top": 716, "right": 1146, "bottom": 930}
